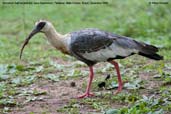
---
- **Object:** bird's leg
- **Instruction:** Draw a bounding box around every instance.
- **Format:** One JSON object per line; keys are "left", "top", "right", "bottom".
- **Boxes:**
{"left": 109, "top": 61, "right": 123, "bottom": 94}
{"left": 78, "top": 66, "right": 94, "bottom": 98}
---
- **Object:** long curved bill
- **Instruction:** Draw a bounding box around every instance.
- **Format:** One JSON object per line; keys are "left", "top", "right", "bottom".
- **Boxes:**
{"left": 19, "top": 28, "right": 39, "bottom": 59}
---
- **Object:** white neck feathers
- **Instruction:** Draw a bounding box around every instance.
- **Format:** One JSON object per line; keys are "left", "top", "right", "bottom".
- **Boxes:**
{"left": 44, "top": 26, "right": 71, "bottom": 54}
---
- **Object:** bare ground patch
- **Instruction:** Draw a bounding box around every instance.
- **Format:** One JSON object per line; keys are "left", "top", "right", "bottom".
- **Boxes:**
{"left": 8, "top": 58, "right": 166, "bottom": 114}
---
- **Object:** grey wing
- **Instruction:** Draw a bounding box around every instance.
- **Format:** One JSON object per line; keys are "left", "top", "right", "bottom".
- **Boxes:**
{"left": 69, "top": 29, "right": 114, "bottom": 65}
{"left": 70, "top": 28, "right": 114, "bottom": 53}
{"left": 113, "top": 35, "right": 159, "bottom": 54}
{"left": 69, "top": 28, "right": 155, "bottom": 65}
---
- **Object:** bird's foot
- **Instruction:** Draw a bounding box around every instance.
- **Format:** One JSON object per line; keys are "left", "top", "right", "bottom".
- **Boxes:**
{"left": 114, "top": 86, "right": 122, "bottom": 95}
{"left": 77, "top": 93, "right": 94, "bottom": 98}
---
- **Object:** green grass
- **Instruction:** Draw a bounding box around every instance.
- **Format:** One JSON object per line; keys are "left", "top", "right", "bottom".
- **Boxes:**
{"left": 0, "top": 0, "right": 171, "bottom": 63}
{"left": 0, "top": 0, "right": 171, "bottom": 113}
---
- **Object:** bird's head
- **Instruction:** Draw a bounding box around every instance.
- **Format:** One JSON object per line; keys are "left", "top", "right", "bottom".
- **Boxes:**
{"left": 34, "top": 20, "right": 53, "bottom": 33}
{"left": 19, "top": 20, "right": 52, "bottom": 59}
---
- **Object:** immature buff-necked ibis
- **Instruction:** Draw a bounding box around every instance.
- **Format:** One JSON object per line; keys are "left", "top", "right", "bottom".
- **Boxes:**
{"left": 20, "top": 20, "right": 163, "bottom": 98}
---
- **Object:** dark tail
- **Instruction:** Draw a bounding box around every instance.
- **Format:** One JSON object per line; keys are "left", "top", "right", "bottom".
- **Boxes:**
{"left": 136, "top": 41, "right": 163, "bottom": 60}
{"left": 138, "top": 52, "right": 163, "bottom": 60}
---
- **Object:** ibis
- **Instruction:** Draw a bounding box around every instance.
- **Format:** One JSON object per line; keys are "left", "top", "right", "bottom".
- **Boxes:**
{"left": 20, "top": 20, "right": 163, "bottom": 98}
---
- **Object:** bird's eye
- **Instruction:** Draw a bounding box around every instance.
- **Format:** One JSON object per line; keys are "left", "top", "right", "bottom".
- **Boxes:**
{"left": 36, "top": 22, "right": 46, "bottom": 30}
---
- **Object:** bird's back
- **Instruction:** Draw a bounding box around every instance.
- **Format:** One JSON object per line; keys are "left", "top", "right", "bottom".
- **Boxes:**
{"left": 70, "top": 28, "right": 114, "bottom": 52}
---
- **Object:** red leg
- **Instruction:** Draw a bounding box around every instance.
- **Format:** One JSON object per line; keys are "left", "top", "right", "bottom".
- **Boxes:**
{"left": 77, "top": 66, "right": 94, "bottom": 98}
{"left": 109, "top": 61, "right": 123, "bottom": 94}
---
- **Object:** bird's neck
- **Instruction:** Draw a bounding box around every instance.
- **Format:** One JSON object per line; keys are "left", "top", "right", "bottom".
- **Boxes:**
{"left": 44, "top": 27, "right": 70, "bottom": 54}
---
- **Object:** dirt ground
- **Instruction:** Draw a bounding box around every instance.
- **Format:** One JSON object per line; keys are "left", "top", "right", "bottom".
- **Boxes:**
{"left": 10, "top": 78, "right": 85, "bottom": 114}
{"left": 9, "top": 74, "right": 160, "bottom": 114}
{"left": 8, "top": 58, "right": 163, "bottom": 114}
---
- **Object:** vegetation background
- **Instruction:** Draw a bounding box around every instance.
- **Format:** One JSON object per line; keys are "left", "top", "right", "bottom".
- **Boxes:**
{"left": 0, "top": 0, "right": 171, "bottom": 113}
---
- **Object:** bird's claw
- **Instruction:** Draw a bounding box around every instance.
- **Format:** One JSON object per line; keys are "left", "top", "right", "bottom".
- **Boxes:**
{"left": 77, "top": 93, "right": 94, "bottom": 98}
{"left": 114, "top": 86, "right": 122, "bottom": 95}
